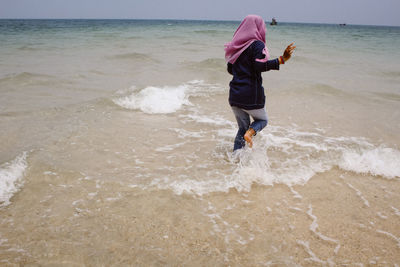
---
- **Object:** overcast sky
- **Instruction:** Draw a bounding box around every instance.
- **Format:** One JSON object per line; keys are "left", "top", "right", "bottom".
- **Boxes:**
{"left": 1, "top": 0, "right": 399, "bottom": 26}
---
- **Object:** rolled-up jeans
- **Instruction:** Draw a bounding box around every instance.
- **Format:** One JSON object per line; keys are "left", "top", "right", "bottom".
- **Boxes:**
{"left": 231, "top": 106, "right": 268, "bottom": 151}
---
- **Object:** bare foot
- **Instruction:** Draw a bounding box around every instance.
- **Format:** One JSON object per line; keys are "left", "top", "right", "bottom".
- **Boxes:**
{"left": 244, "top": 128, "right": 255, "bottom": 148}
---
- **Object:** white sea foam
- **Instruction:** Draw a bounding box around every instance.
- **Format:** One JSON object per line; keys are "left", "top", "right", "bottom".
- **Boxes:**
{"left": 346, "top": 183, "right": 370, "bottom": 207}
{"left": 114, "top": 85, "right": 190, "bottom": 114}
{"left": 306, "top": 204, "right": 340, "bottom": 254}
{"left": 152, "top": 122, "right": 400, "bottom": 195}
{"left": 0, "top": 152, "right": 28, "bottom": 207}
{"left": 376, "top": 229, "right": 400, "bottom": 248}
{"left": 296, "top": 240, "right": 326, "bottom": 265}
{"left": 339, "top": 146, "right": 400, "bottom": 179}
{"left": 114, "top": 80, "right": 224, "bottom": 114}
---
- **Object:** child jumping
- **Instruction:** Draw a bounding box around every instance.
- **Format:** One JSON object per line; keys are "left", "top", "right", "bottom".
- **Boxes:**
{"left": 225, "top": 14, "right": 295, "bottom": 151}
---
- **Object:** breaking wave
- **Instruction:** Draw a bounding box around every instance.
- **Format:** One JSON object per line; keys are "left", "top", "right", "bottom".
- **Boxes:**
{"left": 0, "top": 152, "right": 28, "bottom": 207}
{"left": 113, "top": 80, "right": 224, "bottom": 114}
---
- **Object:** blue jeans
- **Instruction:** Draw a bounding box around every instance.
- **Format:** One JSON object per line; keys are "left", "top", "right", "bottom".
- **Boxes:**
{"left": 231, "top": 106, "right": 268, "bottom": 151}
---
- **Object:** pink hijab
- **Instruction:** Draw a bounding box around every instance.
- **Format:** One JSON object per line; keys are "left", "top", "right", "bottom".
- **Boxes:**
{"left": 224, "top": 15, "right": 270, "bottom": 64}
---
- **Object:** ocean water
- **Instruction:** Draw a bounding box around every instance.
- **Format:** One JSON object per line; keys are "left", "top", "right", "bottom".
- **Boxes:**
{"left": 0, "top": 19, "right": 400, "bottom": 265}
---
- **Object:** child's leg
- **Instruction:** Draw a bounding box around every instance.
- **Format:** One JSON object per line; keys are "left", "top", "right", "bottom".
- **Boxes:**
{"left": 234, "top": 128, "right": 247, "bottom": 151}
{"left": 246, "top": 108, "right": 268, "bottom": 132}
{"left": 231, "top": 106, "right": 250, "bottom": 151}
{"left": 243, "top": 108, "right": 268, "bottom": 147}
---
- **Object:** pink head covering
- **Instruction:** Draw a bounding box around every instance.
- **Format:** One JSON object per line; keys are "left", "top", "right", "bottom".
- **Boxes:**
{"left": 224, "top": 15, "right": 270, "bottom": 64}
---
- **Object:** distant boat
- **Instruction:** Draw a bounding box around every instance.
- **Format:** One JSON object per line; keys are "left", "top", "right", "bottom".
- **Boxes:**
{"left": 339, "top": 23, "right": 347, "bottom": 26}
{"left": 270, "top": 18, "right": 277, "bottom": 26}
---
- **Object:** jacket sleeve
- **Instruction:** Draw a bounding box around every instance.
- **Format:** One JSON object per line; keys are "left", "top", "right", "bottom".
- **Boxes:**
{"left": 227, "top": 63, "right": 233, "bottom": 75}
{"left": 253, "top": 41, "right": 280, "bottom": 72}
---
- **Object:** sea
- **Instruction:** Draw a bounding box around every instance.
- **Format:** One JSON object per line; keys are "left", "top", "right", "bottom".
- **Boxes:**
{"left": 0, "top": 19, "right": 399, "bottom": 266}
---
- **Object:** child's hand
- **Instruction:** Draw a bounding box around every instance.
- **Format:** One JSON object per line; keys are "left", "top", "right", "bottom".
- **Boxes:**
{"left": 283, "top": 43, "right": 296, "bottom": 62}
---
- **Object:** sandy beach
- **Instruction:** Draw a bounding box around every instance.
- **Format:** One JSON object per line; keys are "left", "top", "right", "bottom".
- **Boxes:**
{"left": 0, "top": 19, "right": 399, "bottom": 265}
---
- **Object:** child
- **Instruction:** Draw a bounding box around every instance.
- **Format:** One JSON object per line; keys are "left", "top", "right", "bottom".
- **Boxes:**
{"left": 225, "top": 15, "right": 295, "bottom": 151}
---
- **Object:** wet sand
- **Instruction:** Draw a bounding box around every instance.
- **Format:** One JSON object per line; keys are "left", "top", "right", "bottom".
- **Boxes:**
{"left": 1, "top": 164, "right": 399, "bottom": 266}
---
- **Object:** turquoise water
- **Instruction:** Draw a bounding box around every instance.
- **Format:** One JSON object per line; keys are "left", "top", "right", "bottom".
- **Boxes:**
{"left": 1, "top": 19, "right": 399, "bottom": 106}
{"left": 0, "top": 19, "right": 400, "bottom": 265}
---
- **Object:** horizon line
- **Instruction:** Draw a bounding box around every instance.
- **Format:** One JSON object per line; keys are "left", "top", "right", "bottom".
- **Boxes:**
{"left": 0, "top": 17, "right": 399, "bottom": 27}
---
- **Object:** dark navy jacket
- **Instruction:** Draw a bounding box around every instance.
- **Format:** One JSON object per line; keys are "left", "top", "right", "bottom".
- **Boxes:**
{"left": 227, "top": 40, "right": 280, "bottom": 110}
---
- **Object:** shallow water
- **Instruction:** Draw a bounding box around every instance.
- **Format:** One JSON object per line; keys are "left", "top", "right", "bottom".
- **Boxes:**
{"left": 1, "top": 19, "right": 400, "bottom": 265}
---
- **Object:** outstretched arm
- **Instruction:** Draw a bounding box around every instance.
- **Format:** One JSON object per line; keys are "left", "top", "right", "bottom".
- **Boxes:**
{"left": 254, "top": 41, "right": 296, "bottom": 72}
{"left": 278, "top": 43, "right": 296, "bottom": 64}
